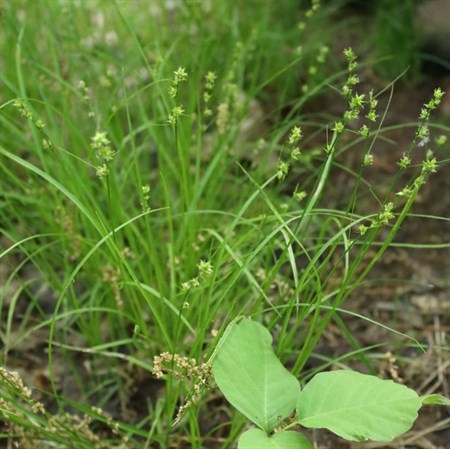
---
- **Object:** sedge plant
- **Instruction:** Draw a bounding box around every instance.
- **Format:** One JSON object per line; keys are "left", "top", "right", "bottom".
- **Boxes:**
{"left": 1, "top": 1, "right": 449, "bottom": 448}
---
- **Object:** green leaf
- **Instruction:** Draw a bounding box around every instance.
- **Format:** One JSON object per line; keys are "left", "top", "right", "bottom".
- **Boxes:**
{"left": 212, "top": 318, "right": 299, "bottom": 432}
{"left": 238, "top": 429, "right": 314, "bottom": 449}
{"left": 421, "top": 394, "right": 450, "bottom": 406}
{"left": 297, "top": 370, "right": 422, "bottom": 442}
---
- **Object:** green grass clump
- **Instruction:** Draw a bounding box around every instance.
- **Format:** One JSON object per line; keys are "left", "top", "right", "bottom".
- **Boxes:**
{"left": 1, "top": 1, "right": 448, "bottom": 448}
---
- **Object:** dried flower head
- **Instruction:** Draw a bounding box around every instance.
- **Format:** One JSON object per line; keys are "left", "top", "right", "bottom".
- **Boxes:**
{"left": 152, "top": 352, "right": 212, "bottom": 424}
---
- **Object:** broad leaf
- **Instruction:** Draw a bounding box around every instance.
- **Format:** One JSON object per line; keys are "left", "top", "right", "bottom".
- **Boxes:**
{"left": 297, "top": 370, "right": 422, "bottom": 441}
{"left": 421, "top": 394, "right": 450, "bottom": 406}
{"left": 212, "top": 318, "right": 299, "bottom": 432}
{"left": 238, "top": 429, "right": 314, "bottom": 449}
